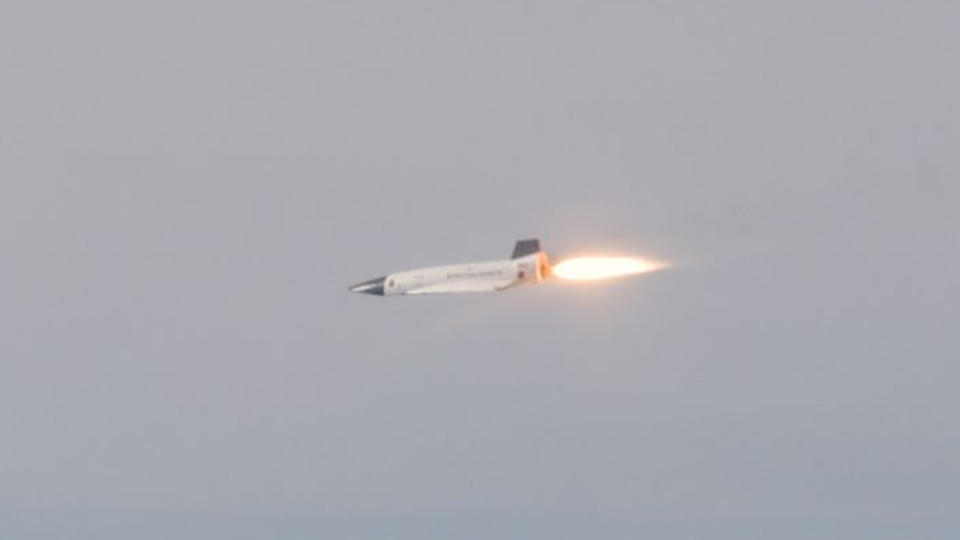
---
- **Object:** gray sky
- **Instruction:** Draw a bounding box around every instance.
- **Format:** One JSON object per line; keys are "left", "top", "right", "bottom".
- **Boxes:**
{"left": 2, "top": 2, "right": 959, "bottom": 538}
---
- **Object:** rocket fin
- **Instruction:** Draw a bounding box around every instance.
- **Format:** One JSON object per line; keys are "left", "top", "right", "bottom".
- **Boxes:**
{"left": 511, "top": 238, "right": 541, "bottom": 259}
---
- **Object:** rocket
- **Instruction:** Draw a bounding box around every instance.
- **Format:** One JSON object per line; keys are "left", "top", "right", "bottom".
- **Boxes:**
{"left": 349, "top": 238, "right": 551, "bottom": 296}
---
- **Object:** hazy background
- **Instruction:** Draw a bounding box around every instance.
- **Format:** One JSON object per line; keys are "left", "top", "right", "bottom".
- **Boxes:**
{"left": 2, "top": 2, "right": 958, "bottom": 538}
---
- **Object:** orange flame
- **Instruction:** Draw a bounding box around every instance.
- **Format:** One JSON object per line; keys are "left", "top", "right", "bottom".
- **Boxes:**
{"left": 551, "top": 256, "right": 663, "bottom": 281}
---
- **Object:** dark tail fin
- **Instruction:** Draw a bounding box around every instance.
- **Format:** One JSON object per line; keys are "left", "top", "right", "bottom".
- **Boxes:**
{"left": 511, "top": 238, "right": 541, "bottom": 259}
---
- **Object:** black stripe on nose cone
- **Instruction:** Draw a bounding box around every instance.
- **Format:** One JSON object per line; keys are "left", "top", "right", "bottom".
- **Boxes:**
{"left": 349, "top": 276, "right": 386, "bottom": 295}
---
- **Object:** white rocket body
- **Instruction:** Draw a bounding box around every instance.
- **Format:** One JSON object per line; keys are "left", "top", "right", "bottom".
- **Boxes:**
{"left": 349, "top": 239, "right": 550, "bottom": 296}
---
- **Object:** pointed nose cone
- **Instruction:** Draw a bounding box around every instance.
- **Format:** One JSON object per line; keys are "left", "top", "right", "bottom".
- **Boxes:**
{"left": 349, "top": 276, "right": 386, "bottom": 295}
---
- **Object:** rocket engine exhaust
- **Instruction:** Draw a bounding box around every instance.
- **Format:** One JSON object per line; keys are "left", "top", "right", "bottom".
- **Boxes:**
{"left": 550, "top": 256, "right": 663, "bottom": 281}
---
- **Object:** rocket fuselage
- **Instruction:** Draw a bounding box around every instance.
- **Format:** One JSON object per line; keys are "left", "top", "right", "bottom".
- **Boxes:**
{"left": 349, "top": 239, "right": 550, "bottom": 296}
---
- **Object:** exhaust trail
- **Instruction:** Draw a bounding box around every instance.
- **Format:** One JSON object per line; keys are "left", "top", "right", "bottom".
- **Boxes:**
{"left": 551, "top": 256, "right": 664, "bottom": 281}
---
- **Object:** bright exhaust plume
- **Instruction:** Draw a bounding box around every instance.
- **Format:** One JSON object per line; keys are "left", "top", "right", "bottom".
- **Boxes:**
{"left": 552, "top": 256, "right": 662, "bottom": 281}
